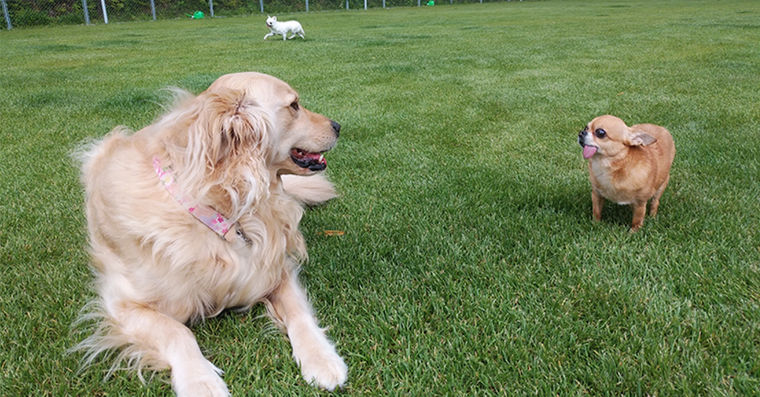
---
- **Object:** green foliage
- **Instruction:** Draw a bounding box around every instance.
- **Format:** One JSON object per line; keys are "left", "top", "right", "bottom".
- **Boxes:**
{"left": 11, "top": 8, "right": 53, "bottom": 25}
{"left": 1, "top": 0, "right": 760, "bottom": 395}
{"left": 5, "top": 0, "right": 87, "bottom": 26}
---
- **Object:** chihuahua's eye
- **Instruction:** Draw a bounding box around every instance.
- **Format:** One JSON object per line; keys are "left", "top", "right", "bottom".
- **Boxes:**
{"left": 594, "top": 128, "right": 607, "bottom": 138}
{"left": 290, "top": 101, "right": 299, "bottom": 111}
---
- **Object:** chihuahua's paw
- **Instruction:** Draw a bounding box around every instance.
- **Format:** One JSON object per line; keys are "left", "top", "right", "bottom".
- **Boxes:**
{"left": 299, "top": 348, "right": 348, "bottom": 391}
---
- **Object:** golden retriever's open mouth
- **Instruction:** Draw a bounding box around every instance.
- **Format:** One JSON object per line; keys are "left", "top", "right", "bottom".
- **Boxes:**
{"left": 290, "top": 148, "right": 327, "bottom": 171}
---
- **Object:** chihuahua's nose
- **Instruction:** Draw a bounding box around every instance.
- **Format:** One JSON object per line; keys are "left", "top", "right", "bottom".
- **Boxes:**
{"left": 578, "top": 130, "right": 587, "bottom": 146}
{"left": 330, "top": 120, "right": 341, "bottom": 138}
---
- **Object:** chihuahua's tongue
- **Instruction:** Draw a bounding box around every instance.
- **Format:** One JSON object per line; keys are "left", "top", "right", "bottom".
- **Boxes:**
{"left": 582, "top": 145, "right": 598, "bottom": 159}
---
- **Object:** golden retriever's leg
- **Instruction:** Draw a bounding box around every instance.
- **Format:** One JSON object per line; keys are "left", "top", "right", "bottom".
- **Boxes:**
{"left": 112, "top": 304, "right": 230, "bottom": 397}
{"left": 268, "top": 272, "right": 347, "bottom": 390}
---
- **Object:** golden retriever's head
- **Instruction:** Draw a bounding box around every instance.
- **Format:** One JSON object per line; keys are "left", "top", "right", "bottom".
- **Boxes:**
{"left": 204, "top": 72, "right": 340, "bottom": 176}
{"left": 160, "top": 72, "right": 339, "bottom": 220}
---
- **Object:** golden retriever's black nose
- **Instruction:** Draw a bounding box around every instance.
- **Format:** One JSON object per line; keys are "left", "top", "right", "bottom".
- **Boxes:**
{"left": 330, "top": 120, "right": 341, "bottom": 137}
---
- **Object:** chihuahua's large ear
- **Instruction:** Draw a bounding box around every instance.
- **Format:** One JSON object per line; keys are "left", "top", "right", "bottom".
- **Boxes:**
{"left": 626, "top": 129, "right": 657, "bottom": 147}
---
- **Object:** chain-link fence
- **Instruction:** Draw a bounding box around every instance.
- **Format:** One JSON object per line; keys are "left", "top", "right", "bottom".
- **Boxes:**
{"left": 1, "top": 0, "right": 507, "bottom": 30}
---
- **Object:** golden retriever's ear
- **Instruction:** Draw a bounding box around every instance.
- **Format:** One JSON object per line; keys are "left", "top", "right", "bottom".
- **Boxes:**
{"left": 190, "top": 88, "right": 272, "bottom": 169}
{"left": 177, "top": 88, "right": 273, "bottom": 220}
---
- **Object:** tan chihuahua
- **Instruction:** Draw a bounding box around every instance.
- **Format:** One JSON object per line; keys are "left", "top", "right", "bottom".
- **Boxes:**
{"left": 578, "top": 115, "right": 675, "bottom": 231}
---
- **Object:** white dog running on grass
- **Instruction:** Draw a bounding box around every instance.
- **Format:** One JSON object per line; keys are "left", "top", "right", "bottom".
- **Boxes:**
{"left": 264, "top": 16, "right": 305, "bottom": 40}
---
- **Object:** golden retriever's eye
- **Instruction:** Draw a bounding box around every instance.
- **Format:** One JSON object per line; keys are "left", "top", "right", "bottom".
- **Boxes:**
{"left": 290, "top": 101, "right": 299, "bottom": 111}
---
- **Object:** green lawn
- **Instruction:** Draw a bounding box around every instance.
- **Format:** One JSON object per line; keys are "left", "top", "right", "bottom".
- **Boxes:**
{"left": 1, "top": 0, "right": 759, "bottom": 394}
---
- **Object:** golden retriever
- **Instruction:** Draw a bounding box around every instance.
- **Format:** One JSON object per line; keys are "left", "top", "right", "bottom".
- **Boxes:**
{"left": 74, "top": 72, "right": 347, "bottom": 396}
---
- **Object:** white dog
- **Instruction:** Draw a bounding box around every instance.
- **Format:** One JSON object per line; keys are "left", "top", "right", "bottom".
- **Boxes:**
{"left": 264, "top": 15, "right": 305, "bottom": 40}
{"left": 73, "top": 72, "right": 346, "bottom": 396}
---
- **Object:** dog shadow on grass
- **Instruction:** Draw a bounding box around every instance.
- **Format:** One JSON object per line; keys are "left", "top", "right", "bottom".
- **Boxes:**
{"left": 437, "top": 165, "right": 640, "bottom": 233}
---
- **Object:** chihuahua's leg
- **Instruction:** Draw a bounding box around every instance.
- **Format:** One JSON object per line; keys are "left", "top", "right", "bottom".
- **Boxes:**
{"left": 649, "top": 175, "right": 670, "bottom": 217}
{"left": 267, "top": 270, "right": 347, "bottom": 391}
{"left": 109, "top": 303, "right": 229, "bottom": 397}
{"left": 631, "top": 201, "right": 647, "bottom": 232}
{"left": 264, "top": 32, "right": 273, "bottom": 40}
{"left": 282, "top": 33, "right": 287, "bottom": 40}
{"left": 591, "top": 189, "right": 605, "bottom": 222}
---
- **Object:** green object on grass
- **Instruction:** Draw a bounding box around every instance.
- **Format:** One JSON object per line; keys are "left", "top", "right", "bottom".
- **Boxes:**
{"left": 191, "top": 10, "right": 205, "bottom": 19}
{"left": 427, "top": 0, "right": 435, "bottom": 5}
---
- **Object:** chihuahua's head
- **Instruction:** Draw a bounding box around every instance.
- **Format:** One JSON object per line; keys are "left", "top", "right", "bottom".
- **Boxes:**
{"left": 578, "top": 115, "right": 657, "bottom": 159}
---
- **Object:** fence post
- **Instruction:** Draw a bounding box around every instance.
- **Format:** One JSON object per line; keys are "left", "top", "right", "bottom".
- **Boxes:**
{"left": 382, "top": 0, "right": 385, "bottom": 8}
{"left": 150, "top": 0, "right": 156, "bottom": 20}
{"left": 345, "top": 0, "right": 349, "bottom": 10}
{"left": 1, "top": 0, "right": 11, "bottom": 30}
{"left": 82, "top": 0, "right": 90, "bottom": 24}
{"left": 209, "top": 0, "right": 214, "bottom": 17}
{"left": 363, "top": 0, "right": 367, "bottom": 10}
{"left": 259, "top": 0, "right": 263, "bottom": 13}
{"left": 305, "top": 0, "right": 309, "bottom": 12}
{"left": 100, "top": 0, "right": 108, "bottom": 24}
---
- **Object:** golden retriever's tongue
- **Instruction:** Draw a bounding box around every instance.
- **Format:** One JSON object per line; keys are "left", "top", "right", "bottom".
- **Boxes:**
{"left": 582, "top": 145, "right": 598, "bottom": 159}
{"left": 304, "top": 151, "right": 324, "bottom": 164}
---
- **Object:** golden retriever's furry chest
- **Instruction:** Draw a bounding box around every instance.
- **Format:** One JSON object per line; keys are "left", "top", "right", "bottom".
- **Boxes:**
{"left": 203, "top": 196, "right": 306, "bottom": 311}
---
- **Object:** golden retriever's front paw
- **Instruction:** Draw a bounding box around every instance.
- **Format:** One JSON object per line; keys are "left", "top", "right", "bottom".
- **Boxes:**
{"left": 173, "top": 360, "right": 230, "bottom": 397}
{"left": 300, "top": 349, "right": 348, "bottom": 391}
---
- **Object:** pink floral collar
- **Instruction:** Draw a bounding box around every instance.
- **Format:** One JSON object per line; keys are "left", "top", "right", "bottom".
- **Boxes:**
{"left": 153, "top": 157, "right": 233, "bottom": 238}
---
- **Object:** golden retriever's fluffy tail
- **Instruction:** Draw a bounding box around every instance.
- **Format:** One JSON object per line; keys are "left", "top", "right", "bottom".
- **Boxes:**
{"left": 281, "top": 174, "right": 338, "bottom": 206}
{"left": 69, "top": 299, "right": 162, "bottom": 383}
